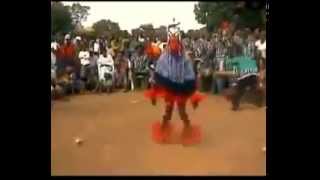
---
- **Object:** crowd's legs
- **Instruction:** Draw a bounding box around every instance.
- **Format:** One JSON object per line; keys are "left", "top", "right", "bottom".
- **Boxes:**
{"left": 225, "top": 75, "right": 264, "bottom": 111}
{"left": 212, "top": 77, "right": 226, "bottom": 94}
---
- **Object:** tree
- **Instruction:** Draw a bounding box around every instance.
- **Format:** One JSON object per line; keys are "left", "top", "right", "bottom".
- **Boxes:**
{"left": 68, "top": 3, "right": 90, "bottom": 26}
{"left": 51, "top": 2, "right": 73, "bottom": 36}
{"left": 119, "top": 30, "right": 130, "bottom": 38}
{"left": 139, "top": 24, "right": 155, "bottom": 39}
{"left": 131, "top": 28, "right": 142, "bottom": 38}
{"left": 194, "top": 1, "right": 265, "bottom": 32}
{"left": 154, "top": 26, "right": 167, "bottom": 42}
{"left": 194, "top": 2, "right": 235, "bottom": 32}
{"left": 92, "top": 19, "right": 121, "bottom": 37}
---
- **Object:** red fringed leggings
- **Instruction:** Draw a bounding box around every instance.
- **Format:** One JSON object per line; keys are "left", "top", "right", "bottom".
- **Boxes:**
{"left": 162, "top": 96, "right": 190, "bottom": 128}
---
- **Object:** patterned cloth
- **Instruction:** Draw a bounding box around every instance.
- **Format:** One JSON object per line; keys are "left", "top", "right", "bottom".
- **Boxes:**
{"left": 243, "top": 41, "right": 256, "bottom": 59}
{"left": 156, "top": 52, "right": 195, "bottom": 84}
{"left": 226, "top": 56, "right": 258, "bottom": 81}
{"left": 131, "top": 53, "right": 149, "bottom": 75}
{"left": 214, "top": 41, "right": 228, "bottom": 71}
{"left": 97, "top": 54, "right": 115, "bottom": 81}
{"left": 144, "top": 37, "right": 205, "bottom": 104}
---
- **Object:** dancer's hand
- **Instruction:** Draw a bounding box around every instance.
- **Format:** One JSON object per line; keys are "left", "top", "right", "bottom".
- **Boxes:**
{"left": 151, "top": 98, "right": 157, "bottom": 106}
{"left": 192, "top": 101, "right": 198, "bottom": 110}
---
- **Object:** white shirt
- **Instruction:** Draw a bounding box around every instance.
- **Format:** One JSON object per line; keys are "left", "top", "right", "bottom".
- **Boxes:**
{"left": 51, "top": 52, "right": 56, "bottom": 66}
{"left": 98, "top": 54, "right": 114, "bottom": 65}
{"left": 255, "top": 40, "right": 266, "bottom": 59}
{"left": 138, "top": 36, "right": 145, "bottom": 43}
{"left": 51, "top": 42, "right": 58, "bottom": 51}
{"left": 94, "top": 42, "right": 100, "bottom": 53}
{"left": 78, "top": 51, "right": 90, "bottom": 60}
{"left": 79, "top": 51, "right": 90, "bottom": 65}
{"left": 51, "top": 52, "right": 56, "bottom": 79}
{"left": 159, "top": 42, "right": 166, "bottom": 51}
{"left": 97, "top": 54, "right": 115, "bottom": 80}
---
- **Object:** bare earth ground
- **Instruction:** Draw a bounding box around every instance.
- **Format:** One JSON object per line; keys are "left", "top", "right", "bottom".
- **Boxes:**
{"left": 51, "top": 91, "right": 266, "bottom": 176}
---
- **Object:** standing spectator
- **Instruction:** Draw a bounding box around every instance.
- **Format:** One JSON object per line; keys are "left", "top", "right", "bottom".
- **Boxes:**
{"left": 78, "top": 46, "right": 90, "bottom": 81}
{"left": 114, "top": 52, "right": 129, "bottom": 91}
{"left": 103, "top": 37, "right": 109, "bottom": 53}
{"left": 97, "top": 50, "right": 115, "bottom": 92}
{"left": 94, "top": 38, "right": 100, "bottom": 55}
{"left": 186, "top": 50, "right": 202, "bottom": 89}
{"left": 255, "top": 30, "right": 266, "bottom": 61}
{"left": 56, "top": 34, "right": 82, "bottom": 93}
{"left": 111, "top": 36, "right": 121, "bottom": 55}
{"left": 106, "top": 43, "right": 115, "bottom": 59}
{"left": 56, "top": 34, "right": 78, "bottom": 76}
{"left": 89, "top": 39, "right": 94, "bottom": 53}
{"left": 51, "top": 44, "right": 57, "bottom": 81}
{"left": 74, "top": 36, "right": 82, "bottom": 62}
{"left": 212, "top": 37, "right": 228, "bottom": 94}
{"left": 121, "top": 38, "right": 131, "bottom": 59}
{"left": 230, "top": 31, "right": 244, "bottom": 58}
{"left": 131, "top": 45, "right": 149, "bottom": 89}
{"left": 182, "top": 37, "right": 191, "bottom": 50}
{"left": 129, "top": 35, "right": 139, "bottom": 57}
{"left": 99, "top": 37, "right": 106, "bottom": 53}
{"left": 244, "top": 33, "right": 256, "bottom": 59}
{"left": 255, "top": 30, "right": 266, "bottom": 91}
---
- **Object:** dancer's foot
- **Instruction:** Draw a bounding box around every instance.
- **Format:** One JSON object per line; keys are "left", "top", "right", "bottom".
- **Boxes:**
{"left": 152, "top": 121, "right": 174, "bottom": 144}
{"left": 181, "top": 124, "right": 202, "bottom": 146}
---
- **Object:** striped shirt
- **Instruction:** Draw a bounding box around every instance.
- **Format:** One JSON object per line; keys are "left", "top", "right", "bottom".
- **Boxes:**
{"left": 131, "top": 53, "right": 148, "bottom": 74}
{"left": 243, "top": 41, "right": 256, "bottom": 59}
{"left": 214, "top": 42, "right": 228, "bottom": 71}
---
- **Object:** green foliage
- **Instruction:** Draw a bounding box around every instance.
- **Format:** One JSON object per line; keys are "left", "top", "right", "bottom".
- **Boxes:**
{"left": 69, "top": 3, "right": 90, "bottom": 25}
{"left": 51, "top": 2, "right": 73, "bottom": 36}
{"left": 194, "top": 2, "right": 265, "bottom": 32}
{"left": 92, "top": 19, "right": 121, "bottom": 37}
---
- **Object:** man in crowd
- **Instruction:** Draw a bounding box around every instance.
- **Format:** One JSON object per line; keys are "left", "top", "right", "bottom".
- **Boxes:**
{"left": 56, "top": 34, "right": 82, "bottom": 94}
{"left": 131, "top": 45, "right": 149, "bottom": 89}
{"left": 212, "top": 35, "right": 228, "bottom": 94}
{"left": 114, "top": 51, "right": 129, "bottom": 91}
{"left": 111, "top": 36, "right": 121, "bottom": 56}
{"left": 129, "top": 35, "right": 139, "bottom": 58}
{"left": 255, "top": 30, "right": 266, "bottom": 71}
{"left": 244, "top": 33, "right": 256, "bottom": 59}
{"left": 96, "top": 49, "right": 115, "bottom": 93}
{"left": 94, "top": 38, "right": 100, "bottom": 56}
{"left": 56, "top": 34, "right": 76, "bottom": 74}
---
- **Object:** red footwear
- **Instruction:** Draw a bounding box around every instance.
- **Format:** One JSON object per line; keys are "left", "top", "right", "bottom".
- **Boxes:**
{"left": 181, "top": 124, "right": 202, "bottom": 146}
{"left": 151, "top": 121, "right": 174, "bottom": 144}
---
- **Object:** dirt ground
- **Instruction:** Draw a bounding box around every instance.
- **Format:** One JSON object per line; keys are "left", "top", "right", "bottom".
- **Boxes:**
{"left": 51, "top": 90, "right": 266, "bottom": 176}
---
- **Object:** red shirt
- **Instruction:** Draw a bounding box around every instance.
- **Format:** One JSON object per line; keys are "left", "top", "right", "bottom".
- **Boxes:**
{"left": 58, "top": 43, "right": 76, "bottom": 60}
